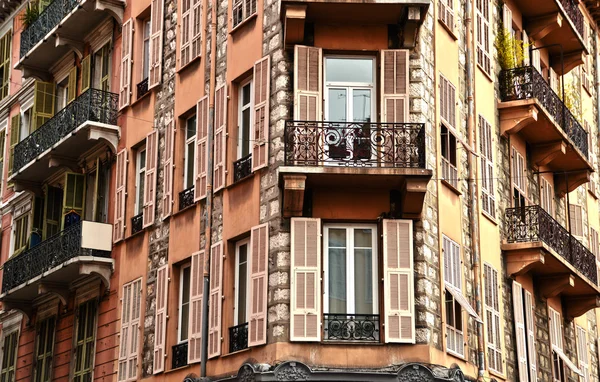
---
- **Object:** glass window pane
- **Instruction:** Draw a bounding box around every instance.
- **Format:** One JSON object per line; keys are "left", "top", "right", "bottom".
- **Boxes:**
{"left": 241, "top": 109, "right": 251, "bottom": 157}
{"left": 186, "top": 116, "right": 196, "bottom": 139}
{"left": 328, "top": 228, "right": 346, "bottom": 248}
{"left": 238, "top": 258, "right": 247, "bottom": 324}
{"left": 352, "top": 89, "right": 371, "bottom": 123}
{"left": 354, "top": 248, "right": 373, "bottom": 314}
{"left": 182, "top": 267, "right": 191, "bottom": 304}
{"left": 328, "top": 248, "right": 346, "bottom": 314}
{"left": 186, "top": 142, "right": 195, "bottom": 188}
{"left": 180, "top": 303, "right": 189, "bottom": 340}
{"left": 354, "top": 229, "right": 372, "bottom": 248}
{"left": 326, "top": 58, "right": 373, "bottom": 83}
{"left": 328, "top": 89, "right": 347, "bottom": 122}
{"left": 242, "top": 83, "right": 251, "bottom": 106}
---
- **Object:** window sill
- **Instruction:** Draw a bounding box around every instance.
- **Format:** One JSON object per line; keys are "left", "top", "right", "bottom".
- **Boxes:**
{"left": 130, "top": 88, "right": 154, "bottom": 108}
{"left": 477, "top": 64, "right": 493, "bottom": 82}
{"left": 321, "top": 341, "right": 383, "bottom": 346}
{"left": 177, "top": 55, "right": 201, "bottom": 74}
{"left": 481, "top": 210, "right": 498, "bottom": 225}
{"left": 488, "top": 369, "right": 506, "bottom": 381}
{"left": 222, "top": 347, "right": 252, "bottom": 358}
{"left": 165, "top": 364, "right": 191, "bottom": 374}
{"left": 125, "top": 226, "right": 147, "bottom": 241}
{"left": 588, "top": 188, "right": 598, "bottom": 199}
{"left": 441, "top": 179, "right": 462, "bottom": 195}
{"left": 173, "top": 201, "right": 198, "bottom": 217}
{"left": 438, "top": 19, "right": 458, "bottom": 41}
{"left": 446, "top": 348, "right": 466, "bottom": 362}
{"left": 584, "top": 85, "right": 592, "bottom": 97}
{"left": 230, "top": 13, "right": 258, "bottom": 35}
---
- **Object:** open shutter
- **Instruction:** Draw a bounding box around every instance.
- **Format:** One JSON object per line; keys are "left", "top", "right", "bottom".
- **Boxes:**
{"left": 81, "top": 55, "right": 91, "bottom": 93}
{"left": 293, "top": 45, "right": 322, "bottom": 121}
{"left": 194, "top": 96, "right": 208, "bottom": 201}
{"left": 8, "top": 113, "right": 20, "bottom": 176}
{"left": 523, "top": 32, "right": 530, "bottom": 65}
{"left": 149, "top": 0, "right": 164, "bottom": 89}
{"left": 381, "top": 50, "right": 409, "bottom": 123}
{"left": 62, "top": 173, "right": 85, "bottom": 228}
{"left": 118, "top": 282, "right": 132, "bottom": 381}
{"left": 290, "top": 217, "right": 321, "bottom": 341}
{"left": 213, "top": 85, "right": 227, "bottom": 192}
{"left": 33, "top": 81, "right": 55, "bottom": 131}
{"left": 188, "top": 250, "right": 204, "bottom": 364}
{"left": 67, "top": 66, "right": 77, "bottom": 104}
{"left": 180, "top": 0, "right": 192, "bottom": 67}
{"left": 248, "top": 223, "right": 268, "bottom": 346}
{"left": 191, "top": 0, "right": 202, "bottom": 58}
{"left": 524, "top": 290, "right": 537, "bottom": 381}
{"left": 114, "top": 149, "right": 127, "bottom": 242}
{"left": 513, "top": 281, "right": 528, "bottom": 382}
{"left": 120, "top": 18, "right": 134, "bottom": 109}
{"left": 252, "top": 55, "right": 270, "bottom": 171}
{"left": 118, "top": 279, "right": 142, "bottom": 382}
{"left": 153, "top": 264, "right": 169, "bottom": 374}
{"left": 383, "top": 219, "right": 414, "bottom": 343}
{"left": 162, "top": 122, "right": 175, "bottom": 219}
{"left": 503, "top": 4, "right": 512, "bottom": 29}
{"left": 143, "top": 130, "right": 158, "bottom": 228}
{"left": 208, "top": 242, "right": 224, "bottom": 358}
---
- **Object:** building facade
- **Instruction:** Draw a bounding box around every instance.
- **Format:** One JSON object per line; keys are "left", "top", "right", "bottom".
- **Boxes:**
{"left": 0, "top": 0, "right": 599, "bottom": 380}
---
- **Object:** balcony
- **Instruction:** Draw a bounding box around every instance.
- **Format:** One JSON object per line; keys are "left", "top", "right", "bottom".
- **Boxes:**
{"left": 17, "top": 0, "right": 124, "bottom": 74}
{"left": 233, "top": 154, "right": 252, "bottom": 183}
{"left": 228, "top": 322, "right": 248, "bottom": 353}
{"left": 0, "top": 220, "right": 113, "bottom": 317}
{"left": 280, "top": 120, "right": 432, "bottom": 218}
{"left": 131, "top": 213, "right": 143, "bottom": 235}
{"left": 11, "top": 89, "right": 119, "bottom": 187}
{"left": 499, "top": 67, "right": 592, "bottom": 195}
{"left": 323, "top": 314, "right": 380, "bottom": 342}
{"left": 503, "top": 206, "right": 600, "bottom": 318}
{"left": 178, "top": 186, "right": 195, "bottom": 211}
{"left": 137, "top": 78, "right": 149, "bottom": 99}
{"left": 171, "top": 342, "right": 188, "bottom": 369}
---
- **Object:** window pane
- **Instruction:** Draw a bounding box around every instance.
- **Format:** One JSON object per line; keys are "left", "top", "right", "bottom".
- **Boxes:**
{"left": 186, "top": 116, "right": 196, "bottom": 139}
{"left": 180, "top": 303, "right": 189, "bottom": 341}
{"left": 329, "top": 248, "right": 346, "bottom": 314}
{"left": 352, "top": 89, "right": 371, "bottom": 123}
{"left": 241, "top": 108, "right": 251, "bottom": 158}
{"left": 186, "top": 142, "right": 195, "bottom": 188}
{"left": 182, "top": 267, "right": 191, "bottom": 304}
{"left": 328, "top": 89, "right": 347, "bottom": 122}
{"left": 326, "top": 58, "right": 373, "bottom": 83}
{"left": 237, "top": 243, "right": 248, "bottom": 324}
{"left": 242, "top": 83, "right": 251, "bottom": 106}
{"left": 354, "top": 248, "right": 373, "bottom": 314}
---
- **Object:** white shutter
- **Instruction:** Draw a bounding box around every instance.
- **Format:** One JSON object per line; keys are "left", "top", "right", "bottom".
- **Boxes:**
{"left": 188, "top": 251, "right": 204, "bottom": 364}
{"left": 143, "top": 130, "right": 158, "bottom": 228}
{"left": 577, "top": 326, "right": 589, "bottom": 382}
{"left": 149, "top": 0, "right": 164, "bottom": 89}
{"left": 513, "top": 281, "right": 528, "bottom": 382}
{"left": 524, "top": 290, "right": 537, "bottom": 381}
{"left": 248, "top": 223, "right": 268, "bottom": 346}
{"left": 294, "top": 45, "right": 322, "bottom": 121}
{"left": 484, "top": 264, "right": 502, "bottom": 374}
{"left": 180, "top": 0, "right": 192, "bottom": 67}
{"left": 119, "top": 19, "right": 134, "bottom": 110}
{"left": 162, "top": 122, "right": 175, "bottom": 219}
{"left": 153, "top": 265, "right": 169, "bottom": 374}
{"left": 113, "top": 149, "right": 127, "bottom": 242}
{"left": 252, "top": 56, "right": 270, "bottom": 171}
{"left": 208, "top": 242, "right": 224, "bottom": 358}
{"left": 523, "top": 31, "right": 530, "bottom": 65}
{"left": 213, "top": 85, "right": 227, "bottom": 192}
{"left": 194, "top": 96, "right": 208, "bottom": 201}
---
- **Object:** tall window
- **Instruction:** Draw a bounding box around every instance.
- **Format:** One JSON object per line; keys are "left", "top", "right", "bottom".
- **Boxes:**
{"left": 541, "top": 177, "right": 554, "bottom": 217}
{"left": 590, "top": 228, "right": 599, "bottom": 262}
{"left": 13, "top": 213, "right": 29, "bottom": 256}
{"left": 476, "top": 0, "right": 490, "bottom": 74}
{"left": 0, "top": 31, "right": 11, "bottom": 100}
{"left": 513, "top": 281, "right": 537, "bottom": 382}
{"left": 484, "top": 264, "right": 502, "bottom": 374}
{"left": 443, "top": 236, "right": 463, "bottom": 357}
{"left": 118, "top": 278, "right": 142, "bottom": 382}
{"left": 178, "top": 264, "right": 191, "bottom": 343}
{"left": 73, "top": 299, "right": 98, "bottom": 382}
{"left": 549, "top": 307, "right": 566, "bottom": 382}
{"left": 0, "top": 330, "right": 18, "bottom": 382}
{"left": 479, "top": 116, "right": 494, "bottom": 217}
{"left": 441, "top": 125, "right": 458, "bottom": 189}
{"left": 576, "top": 326, "right": 589, "bottom": 382}
{"left": 142, "top": 19, "right": 151, "bottom": 81}
{"left": 184, "top": 116, "right": 196, "bottom": 189}
{"left": 512, "top": 147, "right": 526, "bottom": 208}
{"left": 232, "top": 0, "right": 257, "bottom": 29}
{"left": 237, "top": 80, "right": 252, "bottom": 160}
{"left": 569, "top": 204, "right": 583, "bottom": 238}
{"left": 34, "top": 316, "right": 56, "bottom": 382}
{"left": 234, "top": 239, "right": 249, "bottom": 325}
{"left": 438, "top": 0, "right": 454, "bottom": 32}
{"left": 135, "top": 147, "right": 147, "bottom": 215}
{"left": 93, "top": 44, "right": 111, "bottom": 91}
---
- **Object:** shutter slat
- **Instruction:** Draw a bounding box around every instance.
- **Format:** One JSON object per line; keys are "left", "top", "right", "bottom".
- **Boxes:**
{"left": 513, "top": 281, "right": 528, "bottom": 382}
{"left": 188, "top": 251, "right": 205, "bottom": 363}
{"left": 248, "top": 223, "right": 268, "bottom": 346}
{"left": 252, "top": 56, "right": 270, "bottom": 171}
{"left": 180, "top": 0, "right": 192, "bottom": 67}
{"left": 208, "top": 242, "right": 224, "bottom": 358}
{"left": 195, "top": 96, "right": 209, "bottom": 201}
{"left": 213, "top": 85, "right": 227, "bottom": 192}
{"left": 81, "top": 55, "right": 91, "bottom": 92}
{"left": 153, "top": 265, "right": 169, "bottom": 374}
{"left": 162, "top": 122, "right": 175, "bottom": 219}
{"left": 294, "top": 45, "right": 322, "bottom": 121}
{"left": 114, "top": 149, "right": 127, "bottom": 242}
{"left": 381, "top": 50, "right": 408, "bottom": 123}
{"left": 191, "top": 0, "right": 202, "bottom": 59}
{"left": 524, "top": 290, "right": 537, "bottom": 381}
{"left": 149, "top": 0, "right": 164, "bottom": 89}
{"left": 143, "top": 130, "right": 158, "bottom": 228}
{"left": 67, "top": 66, "right": 77, "bottom": 104}
{"left": 120, "top": 19, "right": 134, "bottom": 109}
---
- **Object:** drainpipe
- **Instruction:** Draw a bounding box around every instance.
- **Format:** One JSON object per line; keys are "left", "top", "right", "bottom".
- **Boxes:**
{"left": 200, "top": 0, "right": 218, "bottom": 377}
{"left": 464, "top": 0, "right": 485, "bottom": 378}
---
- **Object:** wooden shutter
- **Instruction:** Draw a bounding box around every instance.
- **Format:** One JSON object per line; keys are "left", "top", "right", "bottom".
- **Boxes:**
{"left": 381, "top": 50, "right": 409, "bottom": 123}
{"left": 188, "top": 250, "right": 204, "bottom": 364}
{"left": 577, "top": 326, "right": 589, "bottom": 382}
{"left": 252, "top": 55, "right": 270, "bottom": 171}
{"left": 114, "top": 149, "right": 127, "bottom": 242}
{"left": 248, "top": 223, "right": 268, "bottom": 347}
{"left": 118, "top": 282, "right": 132, "bottom": 381}
{"left": 33, "top": 81, "right": 55, "bottom": 131}
{"left": 524, "top": 290, "right": 537, "bottom": 381}
{"left": 569, "top": 205, "right": 583, "bottom": 237}
{"left": 532, "top": 49, "right": 541, "bottom": 73}
{"left": 213, "top": 85, "right": 227, "bottom": 192}
{"left": 62, "top": 173, "right": 86, "bottom": 227}
{"left": 191, "top": 0, "right": 202, "bottom": 58}
{"left": 523, "top": 32, "right": 530, "bottom": 65}
{"left": 180, "top": 0, "right": 192, "bottom": 67}
{"left": 143, "top": 130, "right": 158, "bottom": 228}
{"left": 120, "top": 18, "right": 134, "bottom": 109}
{"left": 162, "top": 122, "right": 175, "bottom": 219}
{"left": 383, "top": 219, "right": 414, "bottom": 343}
{"left": 194, "top": 96, "right": 208, "bottom": 201}
{"left": 81, "top": 55, "right": 91, "bottom": 92}
{"left": 484, "top": 264, "right": 502, "bottom": 374}
{"left": 513, "top": 281, "right": 528, "bottom": 382}
{"left": 149, "top": 0, "right": 164, "bottom": 89}
{"left": 8, "top": 113, "right": 20, "bottom": 176}
{"left": 503, "top": 4, "right": 512, "bottom": 29}
{"left": 118, "top": 279, "right": 142, "bottom": 382}
{"left": 67, "top": 66, "right": 77, "bottom": 104}
{"left": 208, "top": 242, "right": 223, "bottom": 358}
{"left": 443, "top": 236, "right": 461, "bottom": 289}
{"left": 293, "top": 45, "right": 322, "bottom": 121}
{"left": 153, "top": 264, "right": 169, "bottom": 374}
{"left": 480, "top": 116, "right": 495, "bottom": 217}
{"left": 290, "top": 218, "right": 321, "bottom": 341}
{"left": 439, "top": 75, "right": 456, "bottom": 128}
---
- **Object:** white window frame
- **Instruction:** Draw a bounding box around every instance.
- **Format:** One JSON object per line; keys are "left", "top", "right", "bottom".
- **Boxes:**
{"left": 20, "top": 107, "right": 31, "bottom": 140}
{"left": 184, "top": 115, "right": 196, "bottom": 189}
{"left": 484, "top": 262, "right": 502, "bottom": 374}
{"left": 135, "top": 146, "right": 146, "bottom": 215}
{"left": 443, "top": 235, "right": 465, "bottom": 358}
{"left": 234, "top": 238, "right": 250, "bottom": 325}
{"left": 576, "top": 325, "right": 589, "bottom": 382}
{"left": 177, "top": 263, "right": 191, "bottom": 343}
{"left": 142, "top": 18, "right": 151, "bottom": 81}
{"left": 549, "top": 307, "right": 565, "bottom": 382}
{"left": 541, "top": 177, "right": 554, "bottom": 217}
{"left": 237, "top": 78, "right": 253, "bottom": 160}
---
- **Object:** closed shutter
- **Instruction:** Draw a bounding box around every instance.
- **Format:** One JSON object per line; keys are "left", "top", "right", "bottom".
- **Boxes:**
{"left": 512, "top": 147, "right": 526, "bottom": 193}
{"left": 480, "top": 116, "right": 495, "bottom": 217}
{"left": 162, "top": 122, "right": 175, "bottom": 219}
{"left": 114, "top": 149, "right": 127, "bottom": 242}
{"left": 81, "top": 55, "right": 91, "bottom": 92}
{"left": 381, "top": 50, "right": 409, "bottom": 123}
{"left": 153, "top": 264, "right": 169, "bottom": 374}
{"left": 149, "top": 0, "right": 164, "bottom": 89}
{"left": 118, "top": 279, "right": 142, "bottom": 381}
{"left": 191, "top": 0, "right": 202, "bottom": 58}
{"left": 438, "top": 0, "right": 454, "bottom": 31}
{"left": 119, "top": 19, "right": 134, "bottom": 109}
{"left": 439, "top": 75, "right": 456, "bottom": 128}
{"left": 118, "top": 282, "right": 132, "bottom": 381}
{"left": 383, "top": 219, "right": 414, "bottom": 343}
{"left": 68, "top": 66, "right": 77, "bottom": 104}
{"left": 524, "top": 290, "right": 537, "bottom": 381}
{"left": 208, "top": 242, "right": 224, "bottom": 358}
{"left": 180, "top": 0, "right": 192, "bottom": 67}
{"left": 194, "top": 96, "right": 208, "bottom": 201}
{"left": 476, "top": 0, "right": 490, "bottom": 73}
{"left": 503, "top": 4, "right": 512, "bottom": 29}
{"left": 523, "top": 32, "right": 530, "bottom": 65}
{"left": 569, "top": 205, "right": 583, "bottom": 237}
{"left": 549, "top": 307, "right": 563, "bottom": 350}
{"left": 513, "top": 281, "right": 528, "bottom": 382}
{"left": 188, "top": 250, "right": 204, "bottom": 364}
{"left": 62, "top": 173, "right": 85, "bottom": 227}
{"left": 576, "top": 326, "right": 589, "bottom": 382}
{"left": 293, "top": 45, "right": 322, "bottom": 121}
{"left": 290, "top": 217, "right": 321, "bottom": 341}
{"left": 532, "top": 49, "right": 541, "bottom": 73}
{"left": 143, "top": 130, "right": 158, "bottom": 228}
{"left": 32, "top": 81, "right": 55, "bottom": 131}
{"left": 8, "top": 113, "right": 20, "bottom": 176}
{"left": 252, "top": 55, "right": 270, "bottom": 171}
{"left": 484, "top": 264, "right": 502, "bottom": 374}
{"left": 443, "top": 236, "right": 461, "bottom": 289}
{"left": 213, "top": 85, "right": 227, "bottom": 192}
{"left": 248, "top": 223, "right": 268, "bottom": 346}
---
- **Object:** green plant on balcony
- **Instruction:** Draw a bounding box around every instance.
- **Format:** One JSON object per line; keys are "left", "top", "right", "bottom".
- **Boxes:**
{"left": 496, "top": 27, "right": 525, "bottom": 71}
{"left": 561, "top": 73, "right": 584, "bottom": 123}
{"left": 20, "top": 2, "right": 39, "bottom": 29}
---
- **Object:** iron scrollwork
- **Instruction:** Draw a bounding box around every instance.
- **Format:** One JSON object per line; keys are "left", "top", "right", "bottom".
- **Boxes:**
{"left": 131, "top": 213, "right": 143, "bottom": 235}
{"left": 228, "top": 322, "right": 248, "bottom": 353}
{"left": 559, "top": 0, "right": 584, "bottom": 37}
{"left": 171, "top": 342, "right": 189, "bottom": 369}
{"left": 323, "top": 313, "right": 380, "bottom": 342}
{"left": 179, "top": 186, "right": 195, "bottom": 211}
{"left": 137, "top": 78, "right": 150, "bottom": 99}
{"left": 233, "top": 154, "right": 252, "bottom": 183}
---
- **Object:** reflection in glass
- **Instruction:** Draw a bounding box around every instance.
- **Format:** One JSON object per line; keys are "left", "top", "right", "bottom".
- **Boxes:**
{"left": 326, "top": 58, "right": 373, "bottom": 83}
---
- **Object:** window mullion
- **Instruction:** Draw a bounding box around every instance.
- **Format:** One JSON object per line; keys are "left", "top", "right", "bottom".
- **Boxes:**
{"left": 347, "top": 227, "right": 355, "bottom": 315}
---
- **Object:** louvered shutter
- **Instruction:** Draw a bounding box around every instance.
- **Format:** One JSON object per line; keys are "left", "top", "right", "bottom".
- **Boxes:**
{"left": 188, "top": 251, "right": 204, "bottom": 363}
{"left": 33, "top": 81, "right": 55, "bottom": 130}
{"left": 503, "top": 4, "right": 512, "bottom": 29}
{"left": 513, "top": 281, "right": 528, "bottom": 382}
{"left": 118, "top": 283, "right": 132, "bottom": 381}
{"left": 114, "top": 149, "right": 127, "bottom": 242}
{"left": 248, "top": 223, "right": 268, "bottom": 346}
{"left": 577, "top": 326, "right": 589, "bottom": 382}
{"left": 143, "top": 130, "right": 158, "bottom": 228}
{"left": 208, "top": 242, "right": 224, "bottom": 358}
{"left": 290, "top": 218, "right": 321, "bottom": 341}
{"left": 532, "top": 49, "right": 541, "bottom": 73}
{"left": 194, "top": 96, "right": 208, "bottom": 201}
{"left": 191, "top": 0, "right": 202, "bottom": 58}
{"left": 252, "top": 55, "right": 270, "bottom": 171}
{"left": 149, "top": 0, "right": 164, "bottom": 89}
{"left": 67, "top": 66, "right": 77, "bottom": 104}
{"left": 120, "top": 19, "right": 134, "bottom": 109}
{"left": 8, "top": 113, "right": 20, "bottom": 177}
{"left": 381, "top": 50, "right": 409, "bottom": 124}
{"left": 293, "top": 45, "right": 322, "bottom": 121}
{"left": 180, "top": 0, "right": 192, "bottom": 67}
{"left": 81, "top": 55, "right": 91, "bottom": 92}
{"left": 213, "top": 85, "right": 227, "bottom": 192}
{"left": 153, "top": 265, "right": 169, "bottom": 374}
{"left": 524, "top": 290, "right": 537, "bottom": 382}
{"left": 383, "top": 219, "right": 414, "bottom": 343}
{"left": 523, "top": 32, "right": 530, "bottom": 65}
{"left": 162, "top": 122, "right": 175, "bottom": 219}
{"left": 118, "top": 279, "right": 142, "bottom": 381}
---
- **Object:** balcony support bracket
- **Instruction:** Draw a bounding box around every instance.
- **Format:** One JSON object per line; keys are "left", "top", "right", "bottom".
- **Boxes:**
{"left": 49, "top": 155, "right": 80, "bottom": 172}
{"left": 526, "top": 13, "right": 562, "bottom": 41}
{"left": 55, "top": 35, "right": 84, "bottom": 59}
{"left": 282, "top": 174, "right": 306, "bottom": 218}
{"left": 506, "top": 249, "right": 545, "bottom": 276}
{"left": 283, "top": 5, "right": 306, "bottom": 48}
{"left": 95, "top": 0, "right": 124, "bottom": 24}
{"left": 553, "top": 51, "right": 585, "bottom": 75}
{"left": 564, "top": 295, "right": 600, "bottom": 320}
{"left": 555, "top": 170, "right": 591, "bottom": 197}
{"left": 499, "top": 103, "right": 538, "bottom": 136}
{"left": 38, "top": 283, "right": 69, "bottom": 306}
{"left": 400, "top": 176, "right": 430, "bottom": 219}
{"left": 400, "top": 7, "right": 423, "bottom": 49}
{"left": 21, "top": 64, "right": 52, "bottom": 82}
{"left": 12, "top": 179, "right": 43, "bottom": 195}
{"left": 1, "top": 299, "right": 33, "bottom": 322}
{"left": 79, "top": 263, "right": 112, "bottom": 291}
{"left": 537, "top": 274, "right": 575, "bottom": 298}
{"left": 532, "top": 140, "right": 566, "bottom": 167}
{"left": 88, "top": 123, "right": 120, "bottom": 153}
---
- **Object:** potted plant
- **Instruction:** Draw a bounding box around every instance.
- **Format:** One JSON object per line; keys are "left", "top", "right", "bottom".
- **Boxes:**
{"left": 20, "top": 2, "right": 39, "bottom": 29}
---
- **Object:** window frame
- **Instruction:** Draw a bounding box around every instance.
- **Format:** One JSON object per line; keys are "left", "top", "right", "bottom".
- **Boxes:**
{"left": 12, "top": 212, "right": 30, "bottom": 257}
{"left": 232, "top": 0, "right": 257, "bottom": 30}
{"left": 72, "top": 299, "right": 98, "bottom": 382}
{"left": 0, "top": 330, "right": 18, "bottom": 382}
{"left": 479, "top": 115, "right": 494, "bottom": 218}
{"left": 34, "top": 316, "right": 57, "bottom": 382}
{"left": 177, "top": 263, "right": 191, "bottom": 343}
{"left": 483, "top": 263, "right": 502, "bottom": 374}
{"left": 142, "top": 18, "right": 151, "bottom": 81}
{"left": 234, "top": 238, "right": 250, "bottom": 326}
{"left": 184, "top": 115, "right": 197, "bottom": 189}
{"left": 135, "top": 145, "right": 147, "bottom": 215}
{"left": 237, "top": 78, "right": 253, "bottom": 160}
{"left": 569, "top": 204, "right": 584, "bottom": 238}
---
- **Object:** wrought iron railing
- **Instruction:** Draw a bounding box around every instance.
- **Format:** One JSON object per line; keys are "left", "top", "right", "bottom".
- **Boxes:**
{"left": 137, "top": 78, "right": 149, "bottom": 99}
{"left": 499, "top": 66, "right": 588, "bottom": 158}
{"left": 323, "top": 314, "right": 380, "bottom": 342}
{"left": 13, "top": 89, "right": 119, "bottom": 173}
{"left": 179, "top": 186, "right": 195, "bottom": 211}
{"left": 284, "top": 121, "right": 426, "bottom": 168}
{"left": 559, "top": 0, "right": 584, "bottom": 38}
{"left": 171, "top": 342, "right": 188, "bottom": 369}
{"left": 1, "top": 221, "right": 111, "bottom": 293}
{"left": 505, "top": 205, "right": 597, "bottom": 285}
{"left": 228, "top": 322, "right": 248, "bottom": 353}
{"left": 131, "top": 213, "right": 143, "bottom": 235}
{"left": 233, "top": 154, "right": 252, "bottom": 182}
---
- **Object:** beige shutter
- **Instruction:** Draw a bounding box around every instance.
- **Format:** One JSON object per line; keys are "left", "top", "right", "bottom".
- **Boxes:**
{"left": 180, "top": 0, "right": 192, "bottom": 67}
{"left": 194, "top": 96, "right": 208, "bottom": 201}
{"left": 32, "top": 81, "right": 55, "bottom": 131}
{"left": 577, "top": 326, "right": 589, "bottom": 382}
{"left": 119, "top": 18, "right": 134, "bottom": 109}
{"left": 208, "top": 242, "right": 224, "bottom": 358}
{"left": 67, "top": 66, "right": 77, "bottom": 104}
{"left": 381, "top": 50, "right": 409, "bottom": 123}
{"left": 503, "top": 4, "right": 512, "bottom": 29}
{"left": 143, "top": 130, "right": 158, "bottom": 228}
{"left": 383, "top": 219, "right": 414, "bottom": 343}
{"left": 162, "top": 122, "right": 175, "bottom": 219}
{"left": 293, "top": 45, "right": 322, "bottom": 121}
{"left": 523, "top": 32, "right": 530, "bottom": 65}
{"left": 118, "top": 278, "right": 142, "bottom": 381}
{"left": 149, "top": 0, "right": 164, "bottom": 89}
{"left": 524, "top": 290, "right": 537, "bottom": 381}
{"left": 532, "top": 49, "right": 541, "bottom": 73}
{"left": 114, "top": 149, "right": 127, "bottom": 242}
{"left": 513, "top": 281, "right": 528, "bottom": 382}
{"left": 290, "top": 217, "right": 321, "bottom": 341}
{"left": 248, "top": 223, "right": 268, "bottom": 346}
{"left": 153, "top": 264, "right": 169, "bottom": 374}
{"left": 81, "top": 55, "right": 91, "bottom": 92}
{"left": 8, "top": 113, "right": 20, "bottom": 177}
{"left": 252, "top": 55, "right": 270, "bottom": 171}
{"left": 191, "top": 0, "right": 202, "bottom": 58}
{"left": 118, "top": 282, "right": 132, "bottom": 381}
{"left": 213, "top": 84, "right": 227, "bottom": 192}
{"left": 188, "top": 250, "right": 204, "bottom": 363}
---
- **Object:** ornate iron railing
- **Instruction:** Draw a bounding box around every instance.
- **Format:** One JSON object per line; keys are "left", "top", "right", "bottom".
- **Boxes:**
{"left": 505, "top": 205, "right": 597, "bottom": 285}
{"left": 137, "top": 78, "right": 149, "bottom": 99}
{"left": 228, "top": 322, "right": 248, "bottom": 353}
{"left": 171, "top": 342, "right": 188, "bottom": 369}
{"left": 179, "top": 186, "right": 195, "bottom": 211}
{"left": 13, "top": 89, "right": 119, "bottom": 173}
{"left": 323, "top": 314, "right": 380, "bottom": 342}
{"left": 559, "top": 0, "right": 584, "bottom": 38}
{"left": 1, "top": 221, "right": 111, "bottom": 293}
{"left": 499, "top": 67, "right": 588, "bottom": 158}
{"left": 131, "top": 213, "right": 143, "bottom": 235}
{"left": 284, "top": 121, "right": 426, "bottom": 168}
{"left": 233, "top": 154, "right": 252, "bottom": 182}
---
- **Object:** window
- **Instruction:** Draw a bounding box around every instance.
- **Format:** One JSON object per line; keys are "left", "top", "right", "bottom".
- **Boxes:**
{"left": 0, "top": 123, "right": 6, "bottom": 195}
{"left": 0, "top": 31, "right": 10, "bottom": 100}
{"left": 512, "top": 147, "right": 526, "bottom": 208}
{"left": 590, "top": 228, "right": 599, "bottom": 261}
{"left": 235, "top": 239, "right": 249, "bottom": 325}
{"left": 476, "top": 0, "right": 490, "bottom": 74}
{"left": 541, "top": 177, "right": 554, "bottom": 217}
{"left": 484, "top": 264, "right": 502, "bottom": 374}
{"left": 443, "top": 236, "right": 463, "bottom": 357}
{"left": 576, "top": 326, "right": 589, "bottom": 382}
{"left": 178, "top": 264, "right": 191, "bottom": 343}
{"left": 135, "top": 147, "right": 147, "bottom": 215}
{"left": 0, "top": 330, "right": 18, "bottom": 382}
{"left": 512, "top": 281, "right": 536, "bottom": 382}
{"left": 237, "top": 80, "right": 252, "bottom": 160}
{"left": 232, "top": 0, "right": 257, "bottom": 29}
{"left": 569, "top": 204, "right": 583, "bottom": 238}
{"left": 72, "top": 299, "right": 98, "bottom": 382}
{"left": 438, "top": 0, "right": 454, "bottom": 32}
{"left": 13, "top": 213, "right": 29, "bottom": 256}
{"left": 439, "top": 75, "right": 456, "bottom": 128}
{"left": 93, "top": 44, "right": 111, "bottom": 92}
{"left": 184, "top": 116, "right": 196, "bottom": 189}
{"left": 34, "top": 316, "right": 56, "bottom": 382}
{"left": 142, "top": 19, "right": 151, "bottom": 80}
{"left": 118, "top": 279, "right": 142, "bottom": 381}
{"left": 479, "top": 116, "right": 494, "bottom": 217}
{"left": 549, "top": 307, "right": 565, "bottom": 381}
{"left": 441, "top": 125, "right": 458, "bottom": 189}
